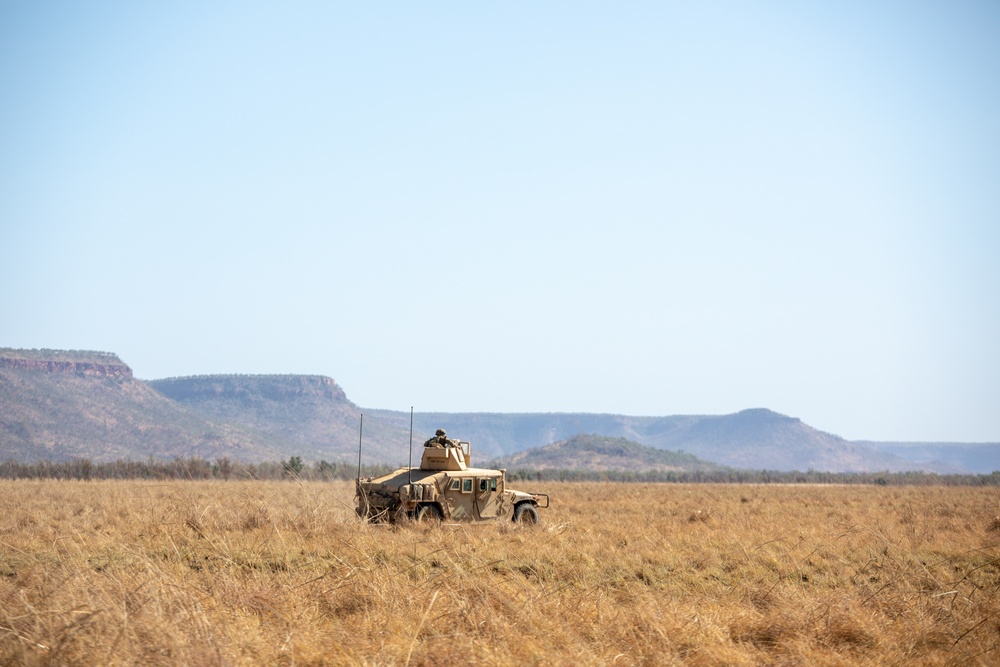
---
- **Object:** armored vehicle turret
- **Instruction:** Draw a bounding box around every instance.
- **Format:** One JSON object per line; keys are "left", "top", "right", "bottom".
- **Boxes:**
{"left": 356, "top": 431, "right": 549, "bottom": 524}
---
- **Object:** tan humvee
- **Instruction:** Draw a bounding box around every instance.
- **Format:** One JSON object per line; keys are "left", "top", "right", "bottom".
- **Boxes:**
{"left": 356, "top": 436, "right": 549, "bottom": 524}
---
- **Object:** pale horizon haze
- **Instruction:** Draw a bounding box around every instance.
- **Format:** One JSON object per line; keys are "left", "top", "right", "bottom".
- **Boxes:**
{"left": 2, "top": 2, "right": 998, "bottom": 443}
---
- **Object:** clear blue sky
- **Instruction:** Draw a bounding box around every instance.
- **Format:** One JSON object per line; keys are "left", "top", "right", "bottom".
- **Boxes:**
{"left": 2, "top": 2, "right": 998, "bottom": 442}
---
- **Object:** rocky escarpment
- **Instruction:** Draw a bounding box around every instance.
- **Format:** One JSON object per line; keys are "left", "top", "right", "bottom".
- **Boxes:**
{"left": 5, "top": 347, "right": 991, "bottom": 472}
{"left": 149, "top": 374, "right": 347, "bottom": 402}
{"left": 146, "top": 374, "right": 380, "bottom": 461}
{"left": 0, "top": 350, "right": 133, "bottom": 379}
{"left": 0, "top": 349, "right": 273, "bottom": 462}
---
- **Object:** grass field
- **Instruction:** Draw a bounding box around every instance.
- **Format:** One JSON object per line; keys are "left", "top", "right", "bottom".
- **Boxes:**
{"left": 1, "top": 480, "right": 998, "bottom": 666}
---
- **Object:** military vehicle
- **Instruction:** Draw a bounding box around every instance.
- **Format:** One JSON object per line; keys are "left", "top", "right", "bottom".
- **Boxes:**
{"left": 356, "top": 431, "right": 549, "bottom": 524}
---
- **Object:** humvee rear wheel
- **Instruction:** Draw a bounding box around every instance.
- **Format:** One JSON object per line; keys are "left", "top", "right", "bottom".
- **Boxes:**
{"left": 513, "top": 503, "right": 539, "bottom": 524}
{"left": 414, "top": 504, "right": 443, "bottom": 523}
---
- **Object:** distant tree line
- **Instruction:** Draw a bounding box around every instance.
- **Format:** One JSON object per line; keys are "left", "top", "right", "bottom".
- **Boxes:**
{"left": 504, "top": 467, "right": 1000, "bottom": 486}
{"left": 2, "top": 458, "right": 998, "bottom": 486}
{"left": 0, "top": 457, "right": 395, "bottom": 481}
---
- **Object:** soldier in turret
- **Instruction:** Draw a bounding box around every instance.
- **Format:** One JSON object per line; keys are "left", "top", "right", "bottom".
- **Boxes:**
{"left": 423, "top": 428, "right": 453, "bottom": 448}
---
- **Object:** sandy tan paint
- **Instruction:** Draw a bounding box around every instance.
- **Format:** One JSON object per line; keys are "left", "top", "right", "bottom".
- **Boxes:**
{"left": 356, "top": 435, "right": 548, "bottom": 524}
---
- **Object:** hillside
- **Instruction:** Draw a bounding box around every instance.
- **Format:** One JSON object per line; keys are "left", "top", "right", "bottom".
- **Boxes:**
{"left": 489, "top": 434, "right": 728, "bottom": 474}
{"left": 861, "top": 441, "right": 999, "bottom": 475}
{"left": 368, "top": 408, "right": 942, "bottom": 473}
{"left": 3, "top": 348, "right": 996, "bottom": 473}
{"left": 0, "top": 349, "right": 272, "bottom": 462}
{"left": 633, "top": 409, "right": 919, "bottom": 472}
{"left": 148, "top": 375, "right": 411, "bottom": 463}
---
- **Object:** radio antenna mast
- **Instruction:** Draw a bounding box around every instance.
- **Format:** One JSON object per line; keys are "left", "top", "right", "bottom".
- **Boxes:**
{"left": 407, "top": 407, "right": 413, "bottom": 486}
{"left": 356, "top": 413, "right": 367, "bottom": 519}
{"left": 356, "top": 413, "right": 363, "bottom": 482}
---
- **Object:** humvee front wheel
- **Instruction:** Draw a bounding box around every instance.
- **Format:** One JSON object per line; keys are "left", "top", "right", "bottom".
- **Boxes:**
{"left": 413, "top": 504, "right": 443, "bottom": 524}
{"left": 513, "top": 503, "right": 539, "bottom": 524}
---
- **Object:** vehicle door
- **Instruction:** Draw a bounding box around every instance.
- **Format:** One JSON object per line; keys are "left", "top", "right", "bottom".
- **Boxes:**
{"left": 475, "top": 476, "right": 501, "bottom": 519}
{"left": 445, "top": 476, "right": 476, "bottom": 520}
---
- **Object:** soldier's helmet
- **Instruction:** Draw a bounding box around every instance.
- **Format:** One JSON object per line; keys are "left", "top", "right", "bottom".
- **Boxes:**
{"left": 435, "top": 429, "right": 446, "bottom": 437}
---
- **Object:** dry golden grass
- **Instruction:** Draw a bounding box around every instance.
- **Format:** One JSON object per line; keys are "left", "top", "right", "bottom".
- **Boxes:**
{"left": 1, "top": 480, "right": 999, "bottom": 666}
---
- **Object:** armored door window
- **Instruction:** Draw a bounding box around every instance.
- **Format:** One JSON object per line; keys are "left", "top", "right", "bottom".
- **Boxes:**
{"left": 490, "top": 478, "right": 497, "bottom": 492}
{"left": 462, "top": 479, "right": 473, "bottom": 493}
{"left": 479, "top": 479, "right": 489, "bottom": 492}
{"left": 450, "top": 479, "right": 461, "bottom": 491}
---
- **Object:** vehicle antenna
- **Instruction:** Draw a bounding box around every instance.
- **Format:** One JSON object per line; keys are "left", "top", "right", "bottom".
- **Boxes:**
{"left": 407, "top": 406, "right": 413, "bottom": 486}
{"left": 356, "top": 412, "right": 364, "bottom": 483}
{"left": 356, "top": 413, "right": 368, "bottom": 519}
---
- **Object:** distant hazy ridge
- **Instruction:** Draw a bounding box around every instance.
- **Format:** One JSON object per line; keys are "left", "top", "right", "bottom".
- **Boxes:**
{"left": 2, "top": 348, "right": 997, "bottom": 473}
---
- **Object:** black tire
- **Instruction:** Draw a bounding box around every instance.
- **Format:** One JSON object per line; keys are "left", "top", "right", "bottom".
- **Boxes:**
{"left": 512, "top": 503, "right": 539, "bottom": 525}
{"left": 413, "top": 504, "right": 443, "bottom": 524}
